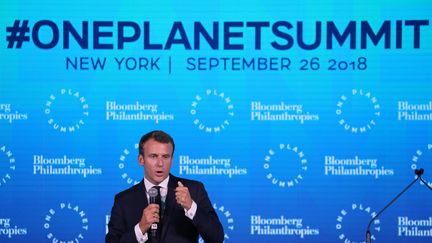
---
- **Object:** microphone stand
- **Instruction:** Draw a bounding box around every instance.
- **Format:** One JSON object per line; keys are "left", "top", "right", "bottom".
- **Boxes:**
{"left": 418, "top": 172, "right": 432, "bottom": 191}
{"left": 365, "top": 168, "right": 425, "bottom": 243}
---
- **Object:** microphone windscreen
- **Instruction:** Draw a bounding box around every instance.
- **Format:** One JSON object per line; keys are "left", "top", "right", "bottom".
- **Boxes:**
{"left": 148, "top": 187, "right": 158, "bottom": 203}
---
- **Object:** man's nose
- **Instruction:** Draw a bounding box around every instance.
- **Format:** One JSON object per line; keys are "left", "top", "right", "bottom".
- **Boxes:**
{"left": 156, "top": 157, "right": 164, "bottom": 166}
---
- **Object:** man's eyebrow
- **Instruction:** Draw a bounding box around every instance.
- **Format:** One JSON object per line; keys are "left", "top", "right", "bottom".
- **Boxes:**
{"left": 148, "top": 152, "right": 171, "bottom": 156}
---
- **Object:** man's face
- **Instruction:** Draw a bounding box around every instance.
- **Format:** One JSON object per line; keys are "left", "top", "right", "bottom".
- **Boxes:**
{"left": 138, "top": 138, "right": 173, "bottom": 185}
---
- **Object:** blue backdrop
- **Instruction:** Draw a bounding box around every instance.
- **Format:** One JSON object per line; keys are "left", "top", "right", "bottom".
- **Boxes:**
{"left": 1, "top": 0, "right": 431, "bottom": 242}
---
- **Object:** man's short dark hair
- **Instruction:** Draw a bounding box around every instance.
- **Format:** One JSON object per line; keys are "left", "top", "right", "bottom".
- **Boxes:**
{"left": 138, "top": 130, "right": 175, "bottom": 155}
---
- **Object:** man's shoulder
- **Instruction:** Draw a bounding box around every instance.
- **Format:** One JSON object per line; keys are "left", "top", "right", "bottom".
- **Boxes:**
{"left": 115, "top": 180, "right": 144, "bottom": 200}
{"left": 170, "top": 174, "right": 204, "bottom": 188}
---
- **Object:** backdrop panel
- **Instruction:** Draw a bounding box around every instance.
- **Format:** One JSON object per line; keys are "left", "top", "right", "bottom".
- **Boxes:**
{"left": 1, "top": 1, "right": 431, "bottom": 242}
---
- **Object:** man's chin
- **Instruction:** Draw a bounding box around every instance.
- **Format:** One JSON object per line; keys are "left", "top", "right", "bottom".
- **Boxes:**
{"left": 154, "top": 174, "right": 167, "bottom": 182}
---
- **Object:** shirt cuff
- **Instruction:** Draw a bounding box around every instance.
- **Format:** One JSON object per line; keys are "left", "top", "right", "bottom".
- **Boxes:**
{"left": 184, "top": 200, "right": 197, "bottom": 220}
{"left": 134, "top": 223, "right": 148, "bottom": 243}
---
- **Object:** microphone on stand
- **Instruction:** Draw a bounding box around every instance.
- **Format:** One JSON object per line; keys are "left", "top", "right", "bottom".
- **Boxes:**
{"left": 148, "top": 187, "right": 160, "bottom": 240}
{"left": 415, "top": 168, "right": 424, "bottom": 177}
{"left": 365, "top": 168, "right": 424, "bottom": 243}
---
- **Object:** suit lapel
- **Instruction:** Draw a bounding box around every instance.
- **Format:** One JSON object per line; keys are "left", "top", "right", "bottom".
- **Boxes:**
{"left": 141, "top": 180, "right": 149, "bottom": 205}
{"left": 136, "top": 180, "right": 149, "bottom": 214}
{"left": 129, "top": 180, "right": 149, "bottom": 231}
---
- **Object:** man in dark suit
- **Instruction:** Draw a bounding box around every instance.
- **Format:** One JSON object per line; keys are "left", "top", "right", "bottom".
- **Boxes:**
{"left": 106, "top": 130, "right": 224, "bottom": 243}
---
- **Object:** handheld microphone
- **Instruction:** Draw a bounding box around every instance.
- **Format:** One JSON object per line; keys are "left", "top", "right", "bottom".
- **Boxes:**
{"left": 148, "top": 187, "right": 159, "bottom": 239}
{"left": 365, "top": 168, "right": 424, "bottom": 243}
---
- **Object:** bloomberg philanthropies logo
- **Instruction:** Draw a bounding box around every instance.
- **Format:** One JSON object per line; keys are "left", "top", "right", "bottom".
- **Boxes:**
{"left": 250, "top": 215, "right": 319, "bottom": 238}
{"left": 336, "top": 89, "right": 380, "bottom": 133}
{"left": 44, "top": 202, "right": 88, "bottom": 242}
{"left": 33, "top": 155, "right": 102, "bottom": 177}
{"left": 250, "top": 101, "right": 319, "bottom": 123}
{"left": 0, "top": 145, "right": 15, "bottom": 187}
{"left": 105, "top": 101, "right": 174, "bottom": 123}
{"left": 324, "top": 155, "right": 394, "bottom": 178}
{"left": 263, "top": 144, "right": 308, "bottom": 188}
{"left": 105, "top": 215, "right": 110, "bottom": 234}
{"left": 0, "top": 218, "right": 27, "bottom": 239}
{"left": 0, "top": 103, "right": 28, "bottom": 123}
{"left": 398, "top": 100, "right": 432, "bottom": 121}
{"left": 190, "top": 89, "right": 234, "bottom": 133}
{"left": 398, "top": 216, "right": 432, "bottom": 237}
{"left": 178, "top": 155, "right": 247, "bottom": 178}
{"left": 44, "top": 88, "right": 89, "bottom": 133}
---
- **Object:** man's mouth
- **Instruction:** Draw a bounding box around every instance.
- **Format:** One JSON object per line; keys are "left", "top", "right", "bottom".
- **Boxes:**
{"left": 155, "top": 171, "right": 164, "bottom": 176}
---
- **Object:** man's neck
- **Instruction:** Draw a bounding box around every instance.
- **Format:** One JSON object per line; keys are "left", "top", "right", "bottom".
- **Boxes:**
{"left": 144, "top": 175, "right": 170, "bottom": 190}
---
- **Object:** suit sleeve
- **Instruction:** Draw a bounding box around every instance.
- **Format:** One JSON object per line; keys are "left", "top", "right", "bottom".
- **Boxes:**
{"left": 105, "top": 194, "right": 139, "bottom": 243}
{"left": 191, "top": 182, "right": 224, "bottom": 243}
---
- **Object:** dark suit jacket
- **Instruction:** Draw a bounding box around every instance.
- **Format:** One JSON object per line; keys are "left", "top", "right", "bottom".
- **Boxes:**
{"left": 106, "top": 174, "right": 224, "bottom": 243}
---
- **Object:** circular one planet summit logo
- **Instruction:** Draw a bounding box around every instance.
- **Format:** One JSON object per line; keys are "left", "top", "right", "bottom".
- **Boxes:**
{"left": 199, "top": 203, "right": 234, "bottom": 243}
{"left": 411, "top": 144, "right": 432, "bottom": 187}
{"left": 118, "top": 143, "right": 142, "bottom": 185}
{"left": 336, "top": 203, "right": 380, "bottom": 243}
{"left": 44, "top": 88, "right": 89, "bottom": 133}
{"left": 0, "top": 145, "right": 15, "bottom": 186}
{"left": 44, "top": 202, "right": 88, "bottom": 242}
{"left": 190, "top": 89, "right": 234, "bottom": 133}
{"left": 336, "top": 89, "right": 380, "bottom": 133}
{"left": 263, "top": 144, "right": 308, "bottom": 188}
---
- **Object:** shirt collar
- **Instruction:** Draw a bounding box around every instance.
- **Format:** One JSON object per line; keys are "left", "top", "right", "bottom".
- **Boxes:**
{"left": 144, "top": 175, "right": 170, "bottom": 192}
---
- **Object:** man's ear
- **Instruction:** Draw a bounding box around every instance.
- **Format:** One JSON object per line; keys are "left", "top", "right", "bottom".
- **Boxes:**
{"left": 138, "top": 154, "right": 145, "bottom": 166}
